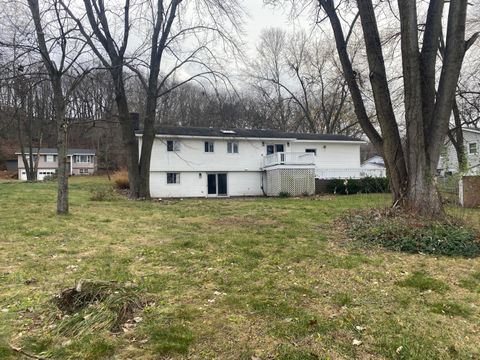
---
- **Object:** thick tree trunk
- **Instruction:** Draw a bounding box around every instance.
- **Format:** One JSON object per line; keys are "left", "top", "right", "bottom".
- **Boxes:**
{"left": 138, "top": 98, "right": 157, "bottom": 199}
{"left": 319, "top": 0, "right": 471, "bottom": 217}
{"left": 111, "top": 67, "right": 141, "bottom": 199}
{"left": 405, "top": 169, "right": 443, "bottom": 216}
{"left": 117, "top": 103, "right": 141, "bottom": 199}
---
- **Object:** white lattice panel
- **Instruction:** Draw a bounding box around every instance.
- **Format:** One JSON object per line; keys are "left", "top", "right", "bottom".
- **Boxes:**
{"left": 265, "top": 168, "right": 315, "bottom": 196}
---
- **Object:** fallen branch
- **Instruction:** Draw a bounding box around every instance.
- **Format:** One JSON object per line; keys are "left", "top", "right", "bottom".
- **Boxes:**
{"left": 9, "top": 343, "right": 48, "bottom": 360}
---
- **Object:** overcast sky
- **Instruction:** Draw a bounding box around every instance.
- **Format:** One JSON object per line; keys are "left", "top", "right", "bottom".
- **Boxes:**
{"left": 242, "top": 0, "right": 310, "bottom": 54}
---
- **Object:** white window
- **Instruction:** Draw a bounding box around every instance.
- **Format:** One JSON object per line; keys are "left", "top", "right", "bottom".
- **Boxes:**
{"left": 75, "top": 155, "right": 93, "bottom": 163}
{"left": 44, "top": 155, "right": 57, "bottom": 162}
{"left": 305, "top": 149, "right": 317, "bottom": 155}
{"left": 204, "top": 141, "right": 214, "bottom": 153}
{"left": 167, "top": 172, "right": 180, "bottom": 184}
{"left": 227, "top": 141, "right": 239, "bottom": 153}
{"left": 167, "top": 140, "right": 181, "bottom": 152}
{"left": 469, "top": 142, "right": 477, "bottom": 155}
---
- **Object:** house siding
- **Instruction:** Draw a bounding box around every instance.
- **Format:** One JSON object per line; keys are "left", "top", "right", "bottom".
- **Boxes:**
{"left": 438, "top": 130, "right": 480, "bottom": 174}
{"left": 150, "top": 171, "right": 263, "bottom": 198}
{"left": 144, "top": 136, "right": 362, "bottom": 198}
{"left": 17, "top": 151, "right": 97, "bottom": 180}
{"left": 290, "top": 142, "right": 360, "bottom": 169}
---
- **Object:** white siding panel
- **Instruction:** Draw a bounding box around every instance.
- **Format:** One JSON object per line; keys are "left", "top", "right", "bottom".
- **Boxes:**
{"left": 149, "top": 171, "right": 264, "bottom": 198}
{"left": 150, "top": 172, "right": 206, "bottom": 197}
{"left": 145, "top": 137, "right": 362, "bottom": 172}
{"left": 144, "top": 136, "right": 362, "bottom": 197}
{"left": 227, "top": 171, "right": 264, "bottom": 196}
{"left": 148, "top": 138, "right": 266, "bottom": 172}
{"left": 438, "top": 130, "right": 480, "bottom": 173}
{"left": 290, "top": 142, "right": 361, "bottom": 168}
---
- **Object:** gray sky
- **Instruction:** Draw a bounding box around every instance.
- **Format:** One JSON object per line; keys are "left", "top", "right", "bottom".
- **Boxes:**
{"left": 242, "top": 0, "right": 310, "bottom": 54}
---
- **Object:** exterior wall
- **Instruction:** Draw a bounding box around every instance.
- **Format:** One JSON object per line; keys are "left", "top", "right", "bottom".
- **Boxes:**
{"left": 145, "top": 136, "right": 361, "bottom": 198}
{"left": 17, "top": 154, "right": 58, "bottom": 170}
{"left": 438, "top": 130, "right": 480, "bottom": 175}
{"left": 360, "top": 162, "right": 387, "bottom": 177}
{"left": 145, "top": 137, "right": 362, "bottom": 172}
{"left": 19, "top": 168, "right": 56, "bottom": 181}
{"left": 290, "top": 141, "right": 361, "bottom": 169}
{"left": 149, "top": 171, "right": 263, "bottom": 198}
{"left": 147, "top": 137, "right": 266, "bottom": 172}
{"left": 72, "top": 167, "right": 95, "bottom": 175}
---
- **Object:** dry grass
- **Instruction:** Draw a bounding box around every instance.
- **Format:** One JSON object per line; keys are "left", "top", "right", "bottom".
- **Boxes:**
{"left": 0, "top": 177, "right": 479, "bottom": 359}
{"left": 112, "top": 170, "right": 129, "bottom": 190}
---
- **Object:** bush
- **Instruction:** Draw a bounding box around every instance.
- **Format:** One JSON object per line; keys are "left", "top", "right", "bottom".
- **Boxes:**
{"left": 278, "top": 191, "right": 291, "bottom": 198}
{"left": 43, "top": 173, "right": 57, "bottom": 182}
{"left": 90, "top": 188, "right": 116, "bottom": 201}
{"left": 346, "top": 209, "right": 480, "bottom": 257}
{"left": 113, "top": 170, "right": 129, "bottom": 190}
{"left": 326, "top": 177, "right": 389, "bottom": 195}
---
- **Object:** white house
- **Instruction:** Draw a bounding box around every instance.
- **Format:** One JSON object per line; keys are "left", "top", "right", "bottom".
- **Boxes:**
{"left": 137, "top": 126, "right": 367, "bottom": 198}
{"left": 361, "top": 155, "right": 387, "bottom": 177}
{"left": 438, "top": 128, "right": 480, "bottom": 176}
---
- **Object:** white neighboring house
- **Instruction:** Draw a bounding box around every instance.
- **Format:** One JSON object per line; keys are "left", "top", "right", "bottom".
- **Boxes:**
{"left": 437, "top": 128, "right": 480, "bottom": 176}
{"left": 16, "top": 148, "right": 97, "bottom": 181}
{"left": 360, "top": 155, "right": 387, "bottom": 177}
{"left": 137, "top": 126, "right": 368, "bottom": 198}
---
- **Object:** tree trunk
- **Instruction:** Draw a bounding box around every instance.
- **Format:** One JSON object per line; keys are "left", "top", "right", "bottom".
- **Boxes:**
{"left": 448, "top": 99, "right": 467, "bottom": 172}
{"left": 117, "top": 103, "right": 141, "bottom": 199}
{"left": 53, "top": 78, "right": 69, "bottom": 215}
{"left": 138, "top": 94, "right": 157, "bottom": 199}
{"left": 319, "top": 0, "right": 470, "bottom": 217}
{"left": 111, "top": 68, "right": 141, "bottom": 199}
{"left": 397, "top": 0, "right": 443, "bottom": 216}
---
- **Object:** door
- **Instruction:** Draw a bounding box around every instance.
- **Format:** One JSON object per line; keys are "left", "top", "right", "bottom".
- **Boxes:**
{"left": 207, "top": 173, "right": 227, "bottom": 196}
{"left": 267, "top": 144, "right": 285, "bottom": 155}
{"left": 207, "top": 174, "right": 217, "bottom": 195}
{"left": 217, "top": 174, "right": 227, "bottom": 196}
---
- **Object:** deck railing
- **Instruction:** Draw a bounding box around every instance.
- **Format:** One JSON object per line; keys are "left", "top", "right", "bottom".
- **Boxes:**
{"left": 315, "top": 168, "right": 387, "bottom": 179}
{"left": 263, "top": 152, "right": 316, "bottom": 167}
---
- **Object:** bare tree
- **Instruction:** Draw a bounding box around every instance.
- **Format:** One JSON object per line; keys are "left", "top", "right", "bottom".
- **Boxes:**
{"left": 27, "top": 0, "right": 89, "bottom": 214}
{"left": 62, "top": 0, "right": 244, "bottom": 199}
{"left": 251, "top": 28, "right": 359, "bottom": 135}
{"left": 305, "top": 0, "right": 478, "bottom": 215}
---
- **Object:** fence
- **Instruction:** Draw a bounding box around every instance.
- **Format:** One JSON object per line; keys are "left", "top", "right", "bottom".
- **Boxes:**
{"left": 263, "top": 152, "right": 316, "bottom": 167}
{"left": 315, "top": 168, "right": 387, "bottom": 179}
{"left": 437, "top": 176, "right": 460, "bottom": 204}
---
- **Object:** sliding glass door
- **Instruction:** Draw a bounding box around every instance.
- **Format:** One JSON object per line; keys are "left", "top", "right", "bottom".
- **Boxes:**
{"left": 207, "top": 173, "right": 227, "bottom": 196}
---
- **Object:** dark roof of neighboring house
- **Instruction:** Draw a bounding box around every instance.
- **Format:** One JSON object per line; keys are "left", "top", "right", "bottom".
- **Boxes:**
{"left": 137, "top": 126, "right": 363, "bottom": 142}
{"left": 15, "top": 148, "right": 96, "bottom": 155}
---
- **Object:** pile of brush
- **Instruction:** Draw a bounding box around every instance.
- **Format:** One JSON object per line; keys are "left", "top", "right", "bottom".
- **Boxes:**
{"left": 52, "top": 280, "right": 145, "bottom": 335}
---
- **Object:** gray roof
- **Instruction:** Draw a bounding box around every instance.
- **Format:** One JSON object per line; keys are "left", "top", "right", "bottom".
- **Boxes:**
{"left": 137, "top": 126, "right": 362, "bottom": 142}
{"left": 16, "top": 148, "right": 95, "bottom": 155}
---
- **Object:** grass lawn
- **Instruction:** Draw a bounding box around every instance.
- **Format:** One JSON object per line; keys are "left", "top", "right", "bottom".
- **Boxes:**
{"left": 0, "top": 177, "right": 479, "bottom": 359}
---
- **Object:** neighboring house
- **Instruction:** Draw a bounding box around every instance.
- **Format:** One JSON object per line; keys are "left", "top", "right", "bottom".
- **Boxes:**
{"left": 438, "top": 128, "right": 480, "bottom": 176}
{"left": 16, "top": 148, "right": 97, "bottom": 180}
{"left": 361, "top": 155, "right": 387, "bottom": 177}
{"left": 136, "top": 126, "right": 365, "bottom": 198}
